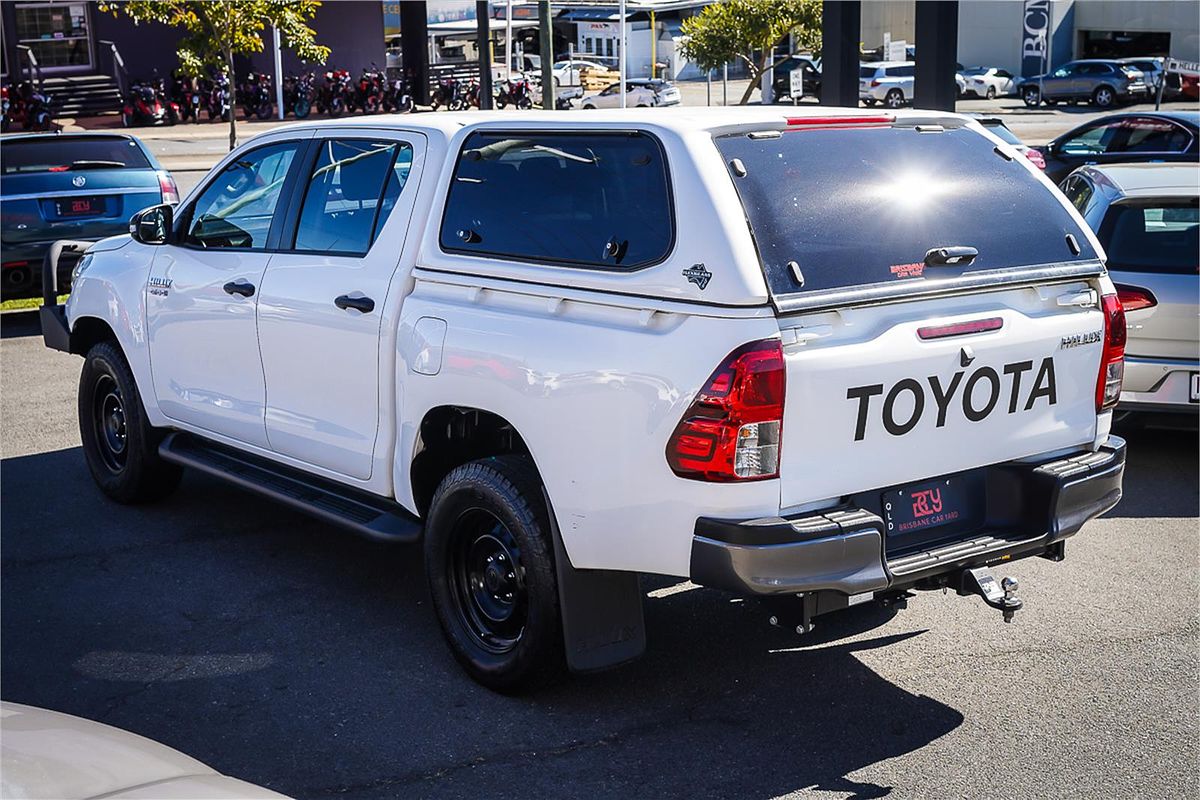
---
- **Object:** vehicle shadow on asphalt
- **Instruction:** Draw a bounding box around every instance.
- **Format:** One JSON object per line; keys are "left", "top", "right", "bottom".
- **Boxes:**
{"left": 2, "top": 446, "right": 963, "bottom": 799}
{"left": 1104, "top": 423, "right": 1199, "bottom": 519}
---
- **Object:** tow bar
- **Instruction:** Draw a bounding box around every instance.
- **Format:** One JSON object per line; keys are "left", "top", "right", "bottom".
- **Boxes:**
{"left": 957, "top": 567, "right": 1022, "bottom": 623}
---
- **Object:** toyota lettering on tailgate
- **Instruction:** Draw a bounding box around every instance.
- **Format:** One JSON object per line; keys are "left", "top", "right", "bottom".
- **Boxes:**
{"left": 845, "top": 357, "right": 1057, "bottom": 441}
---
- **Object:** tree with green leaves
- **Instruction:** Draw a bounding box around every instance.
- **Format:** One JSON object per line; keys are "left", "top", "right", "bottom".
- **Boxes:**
{"left": 99, "top": 1, "right": 330, "bottom": 150}
{"left": 680, "top": 0, "right": 821, "bottom": 105}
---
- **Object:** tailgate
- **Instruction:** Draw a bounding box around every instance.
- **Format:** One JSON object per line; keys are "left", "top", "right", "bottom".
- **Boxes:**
{"left": 778, "top": 282, "right": 1102, "bottom": 508}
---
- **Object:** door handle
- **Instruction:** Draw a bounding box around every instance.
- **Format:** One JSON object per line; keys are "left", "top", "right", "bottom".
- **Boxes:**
{"left": 223, "top": 280, "right": 255, "bottom": 298}
{"left": 335, "top": 294, "right": 375, "bottom": 314}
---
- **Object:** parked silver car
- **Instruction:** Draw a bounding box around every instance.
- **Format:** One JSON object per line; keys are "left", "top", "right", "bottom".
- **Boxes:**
{"left": 1062, "top": 163, "right": 1199, "bottom": 414}
{"left": 1020, "top": 59, "right": 1150, "bottom": 108}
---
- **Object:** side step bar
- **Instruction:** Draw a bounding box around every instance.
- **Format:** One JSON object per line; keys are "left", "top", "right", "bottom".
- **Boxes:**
{"left": 159, "top": 433, "right": 421, "bottom": 544}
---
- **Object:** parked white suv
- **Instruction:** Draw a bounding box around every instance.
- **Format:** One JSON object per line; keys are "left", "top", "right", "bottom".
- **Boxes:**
{"left": 860, "top": 61, "right": 915, "bottom": 108}
{"left": 42, "top": 108, "right": 1127, "bottom": 691}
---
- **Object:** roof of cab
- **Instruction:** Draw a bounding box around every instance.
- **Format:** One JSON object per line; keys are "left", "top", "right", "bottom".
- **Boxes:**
{"left": 252, "top": 104, "right": 965, "bottom": 142}
{"left": 1078, "top": 162, "right": 1200, "bottom": 199}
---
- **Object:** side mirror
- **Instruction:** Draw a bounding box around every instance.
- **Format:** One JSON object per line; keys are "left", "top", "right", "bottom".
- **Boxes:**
{"left": 129, "top": 204, "right": 173, "bottom": 245}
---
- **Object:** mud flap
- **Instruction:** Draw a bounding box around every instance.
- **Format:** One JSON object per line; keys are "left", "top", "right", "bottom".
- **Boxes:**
{"left": 543, "top": 491, "right": 646, "bottom": 673}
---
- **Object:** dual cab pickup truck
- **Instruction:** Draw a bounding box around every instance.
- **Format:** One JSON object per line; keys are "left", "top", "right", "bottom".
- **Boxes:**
{"left": 42, "top": 108, "right": 1126, "bottom": 691}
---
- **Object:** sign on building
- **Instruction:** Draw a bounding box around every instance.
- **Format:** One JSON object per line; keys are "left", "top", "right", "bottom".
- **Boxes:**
{"left": 1021, "top": 0, "right": 1050, "bottom": 78}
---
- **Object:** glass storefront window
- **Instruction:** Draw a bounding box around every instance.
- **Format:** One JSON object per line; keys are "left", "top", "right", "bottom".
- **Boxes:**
{"left": 14, "top": 3, "right": 92, "bottom": 69}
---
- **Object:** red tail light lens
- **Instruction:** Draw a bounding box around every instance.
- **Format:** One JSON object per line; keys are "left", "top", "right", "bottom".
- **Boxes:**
{"left": 1096, "top": 293, "right": 1127, "bottom": 411}
{"left": 158, "top": 171, "right": 180, "bottom": 204}
{"left": 666, "top": 339, "right": 785, "bottom": 481}
{"left": 1023, "top": 148, "right": 1046, "bottom": 170}
{"left": 871, "top": 80, "right": 881, "bottom": 87}
{"left": 1115, "top": 284, "right": 1157, "bottom": 312}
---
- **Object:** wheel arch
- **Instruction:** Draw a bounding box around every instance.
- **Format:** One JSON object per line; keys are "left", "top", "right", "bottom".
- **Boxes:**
{"left": 70, "top": 315, "right": 118, "bottom": 356}
{"left": 408, "top": 404, "right": 536, "bottom": 519}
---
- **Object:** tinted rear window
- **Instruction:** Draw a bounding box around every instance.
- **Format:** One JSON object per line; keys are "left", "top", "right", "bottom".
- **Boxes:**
{"left": 716, "top": 125, "right": 1098, "bottom": 297}
{"left": 2, "top": 137, "right": 151, "bottom": 174}
{"left": 440, "top": 131, "right": 673, "bottom": 268}
{"left": 981, "top": 121, "right": 1022, "bottom": 145}
{"left": 1100, "top": 200, "right": 1198, "bottom": 275}
{"left": 860, "top": 67, "right": 878, "bottom": 79}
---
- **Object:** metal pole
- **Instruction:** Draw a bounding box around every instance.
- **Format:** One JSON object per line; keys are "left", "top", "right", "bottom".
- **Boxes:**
{"left": 476, "top": 0, "right": 493, "bottom": 109}
{"left": 706, "top": 68, "right": 711, "bottom": 106}
{"left": 506, "top": 0, "right": 514, "bottom": 79}
{"left": 1155, "top": 61, "right": 1167, "bottom": 109}
{"left": 722, "top": 61, "right": 728, "bottom": 105}
{"left": 650, "top": 9, "right": 656, "bottom": 79}
{"left": 538, "top": 1, "right": 553, "bottom": 109}
{"left": 619, "top": 0, "right": 627, "bottom": 107}
{"left": 273, "top": 26, "right": 284, "bottom": 120}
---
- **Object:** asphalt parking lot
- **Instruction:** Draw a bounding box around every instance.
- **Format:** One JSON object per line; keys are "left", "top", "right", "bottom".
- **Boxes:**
{"left": 1, "top": 309, "right": 1196, "bottom": 799}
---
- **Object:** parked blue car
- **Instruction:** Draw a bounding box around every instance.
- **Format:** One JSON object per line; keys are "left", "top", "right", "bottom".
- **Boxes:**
{"left": 1, "top": 132, "right": 177, "bottom": 300}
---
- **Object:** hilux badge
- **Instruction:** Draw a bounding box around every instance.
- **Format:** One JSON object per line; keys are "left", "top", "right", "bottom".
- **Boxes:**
{"left": 72, "top": 175, "right": 87, "bottom": 188}
{"left": 683, "top": 263, "right": 712, "bottom": 290}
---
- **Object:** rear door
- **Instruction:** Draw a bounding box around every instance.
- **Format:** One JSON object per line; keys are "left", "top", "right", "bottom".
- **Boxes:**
{"left": 716, "top": 120, "right": 1108, "bottom": 508}
{"left": 256, "top": 133, "right": 424, "bottom": 480}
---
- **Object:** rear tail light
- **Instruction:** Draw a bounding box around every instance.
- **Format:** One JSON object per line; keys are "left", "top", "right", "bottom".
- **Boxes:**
{"left": 1023, "top": 148, "right": 1046, "bottom": 170}
{"left": 871, "top": 80, "right": 881, "bottom": 87}
{"left": 1096, "top": 292, "right": 1127, "bottom": 411}
{"left": 158, "top": 171, "right": 180, "bottom": 204}
{"left": 1115, "top": 284, "right": 1157, "bottom": 312}
{"left": 666, "top": 339, "right": 785, "bottom": 481}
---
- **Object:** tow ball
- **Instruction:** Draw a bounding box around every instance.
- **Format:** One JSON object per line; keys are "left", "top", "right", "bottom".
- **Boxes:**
{"left": 957, "top": 567, "right": 1022, "bottom": 623}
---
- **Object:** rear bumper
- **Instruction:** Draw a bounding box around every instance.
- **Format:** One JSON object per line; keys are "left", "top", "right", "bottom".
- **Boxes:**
{"left": 1, "top": 238, "right": 92, "bottom": 299}
{"left": 1120, "top": 355, "right": 1198, "bottom": 411}
{"left": 690, "top": 436, "right": 1126, "bottom": 596}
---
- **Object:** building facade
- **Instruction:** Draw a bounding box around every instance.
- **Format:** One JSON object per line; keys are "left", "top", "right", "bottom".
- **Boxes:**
{"left": 862, "top": 0, "right": 1199, "bottom": 76}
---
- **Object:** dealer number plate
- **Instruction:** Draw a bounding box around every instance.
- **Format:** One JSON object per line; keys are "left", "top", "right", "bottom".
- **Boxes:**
{"left": 883, "top": 478, "right": 971, "bottom": 536}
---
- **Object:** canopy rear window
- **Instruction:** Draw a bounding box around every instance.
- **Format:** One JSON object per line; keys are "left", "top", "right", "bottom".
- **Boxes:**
{"left": 1100, "top": 199, "right": 1198, "bottom": 275}
{"left": 716, "top": 124, "right": 1098, "bottom": 299}
{"left": 2, "top": 137, "right": 151, "bottom": 174}
{"left": 440, "top": 131, "right": 673, "bottom": 269}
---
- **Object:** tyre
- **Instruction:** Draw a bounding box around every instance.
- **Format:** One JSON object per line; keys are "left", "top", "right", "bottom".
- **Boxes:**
{"left": 583, "top": 104, "right": 595, "bottom": 110}
{"left": 884, "top": 88, "right": 904, "bottom": 109}
{"left": 986, "top": 86, "right": 996, "bottom": 100}
{"left": 78, "top": 341, "right": 181, "bottom": 504}
{"left": 294, "top": 100, "right": 311, "bottom": 119}
{"left": 425, "top": 456, "right": 565, "bottom": 692}
{"left": 256, "top": 104, "right": 272, "bottom": 120}
{"left": 863, "top": 98, "right": 877, "bottom": 107}
{"left": 1091, "top": 85, "right": 1115, "bottom": 108}
{"left": 1022, "top": 86, "right": 1040, "bottom": 107}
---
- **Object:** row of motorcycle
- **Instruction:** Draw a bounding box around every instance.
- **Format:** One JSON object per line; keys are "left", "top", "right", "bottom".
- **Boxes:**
{"left": 121, "top": 67, "right": 419, "bottom": 127}
{"left": 430, "top": 75, "right": 538, "bottom": 110}
{"left": 2, "top": 81, "right": 54, "bottom": 132}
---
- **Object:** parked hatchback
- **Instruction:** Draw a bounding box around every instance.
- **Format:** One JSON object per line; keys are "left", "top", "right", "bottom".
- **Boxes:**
{"left": 1035, "top": 111, "right": 1199, "bottom": 183}
{"left": 1, "top": 133, "right": 177, "bottom": 299}
{"left": 1062, "top": 162, "right": 1199, "bottom": 415}
{"left": 1019, "top": 59, "right": 1149, "bottom": 108}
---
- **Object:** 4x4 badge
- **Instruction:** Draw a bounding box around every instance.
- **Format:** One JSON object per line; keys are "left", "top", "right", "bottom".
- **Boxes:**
{"left": 682, "top": 263, "right": 712, "bottom": 290}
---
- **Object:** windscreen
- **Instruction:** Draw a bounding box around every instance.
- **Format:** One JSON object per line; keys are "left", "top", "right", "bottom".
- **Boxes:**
{"left": 716, "top": 125, "right": 1098, "bottom": 297}
{"left": 1100, "top": 199, "right": 1198, "bottom": 275}
{"left": 2, "top": 137, "right": 151, "bottom": 174}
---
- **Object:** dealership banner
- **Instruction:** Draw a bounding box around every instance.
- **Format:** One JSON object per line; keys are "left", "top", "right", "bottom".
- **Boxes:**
{"left": 1022, "top": 0, "right": 1050, "bottom": 78}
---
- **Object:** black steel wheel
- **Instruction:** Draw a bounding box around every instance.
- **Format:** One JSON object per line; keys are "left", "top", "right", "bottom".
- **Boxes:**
{"left": 78, "top": 341, "right": 181, "bottom": 503}
{"left": 425, "top": 455, "right": 565, "bottom": 692}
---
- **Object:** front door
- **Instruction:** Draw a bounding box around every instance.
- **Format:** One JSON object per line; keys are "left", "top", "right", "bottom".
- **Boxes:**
{"left": 256, "top": 134, "right": 423, "bottom": 480}
{"left": 147, "top": 138, "right": 307, "bottom": 448}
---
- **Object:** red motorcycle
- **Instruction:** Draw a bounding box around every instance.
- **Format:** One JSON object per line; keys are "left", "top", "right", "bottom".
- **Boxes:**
{"left": 123, "top": 81, "right": 178, "bottom": 127}
{"left": 355, "top": 66, "right": 385, "bottom": 114}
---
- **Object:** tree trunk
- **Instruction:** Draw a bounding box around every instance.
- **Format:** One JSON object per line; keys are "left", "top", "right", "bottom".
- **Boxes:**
{"left": 738, "top": 51, "right": 770, "bottom": 105}
{"left": 226, "top": 46, "right": 237, "bottom": 151}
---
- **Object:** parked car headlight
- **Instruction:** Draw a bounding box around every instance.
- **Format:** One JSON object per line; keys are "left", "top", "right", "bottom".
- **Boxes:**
{"left": 71, "top": 254, "right": 93, "bottom": 283}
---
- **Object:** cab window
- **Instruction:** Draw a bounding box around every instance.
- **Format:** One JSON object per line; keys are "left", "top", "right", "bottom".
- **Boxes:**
{"left": 292, "top": 139, "right": 411, "bottom": 255}
{"left": 1061, "top": 175, "right": 1093, "bottom": 213}
{"left": 185, "top": 142, "right": 300, "bottom": 249}
{"left": 440, "top": 131, "right": 673, "bottom": 269}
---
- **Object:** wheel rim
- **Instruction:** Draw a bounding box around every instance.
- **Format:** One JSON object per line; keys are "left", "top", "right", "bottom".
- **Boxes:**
{"left": 887, "top": 92, "right": 902, "bottom": 108}
{"left": 1025, "top": 88, "right": 1038, "bottom": 104}
{"left": 1097, "top": 88, "right": 1112, "bottom": 106}
{"left": 92, "top": 374, "right": 128, "bottom": 473}
{"left": 449, "top": 509, "right": 527, "bottom": 654}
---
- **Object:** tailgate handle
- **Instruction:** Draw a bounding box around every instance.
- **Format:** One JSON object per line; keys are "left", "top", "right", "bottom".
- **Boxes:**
{"left": 1056, "top": 289, "right": 1096, "bottom": 307}
{"left": 924, "top": 246, "right": 978, "bottom": 266}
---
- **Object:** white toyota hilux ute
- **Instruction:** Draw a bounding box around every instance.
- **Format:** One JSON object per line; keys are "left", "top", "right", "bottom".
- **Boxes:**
{"left": 41, "top": 108, "right": 1128, "bottom": 691}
